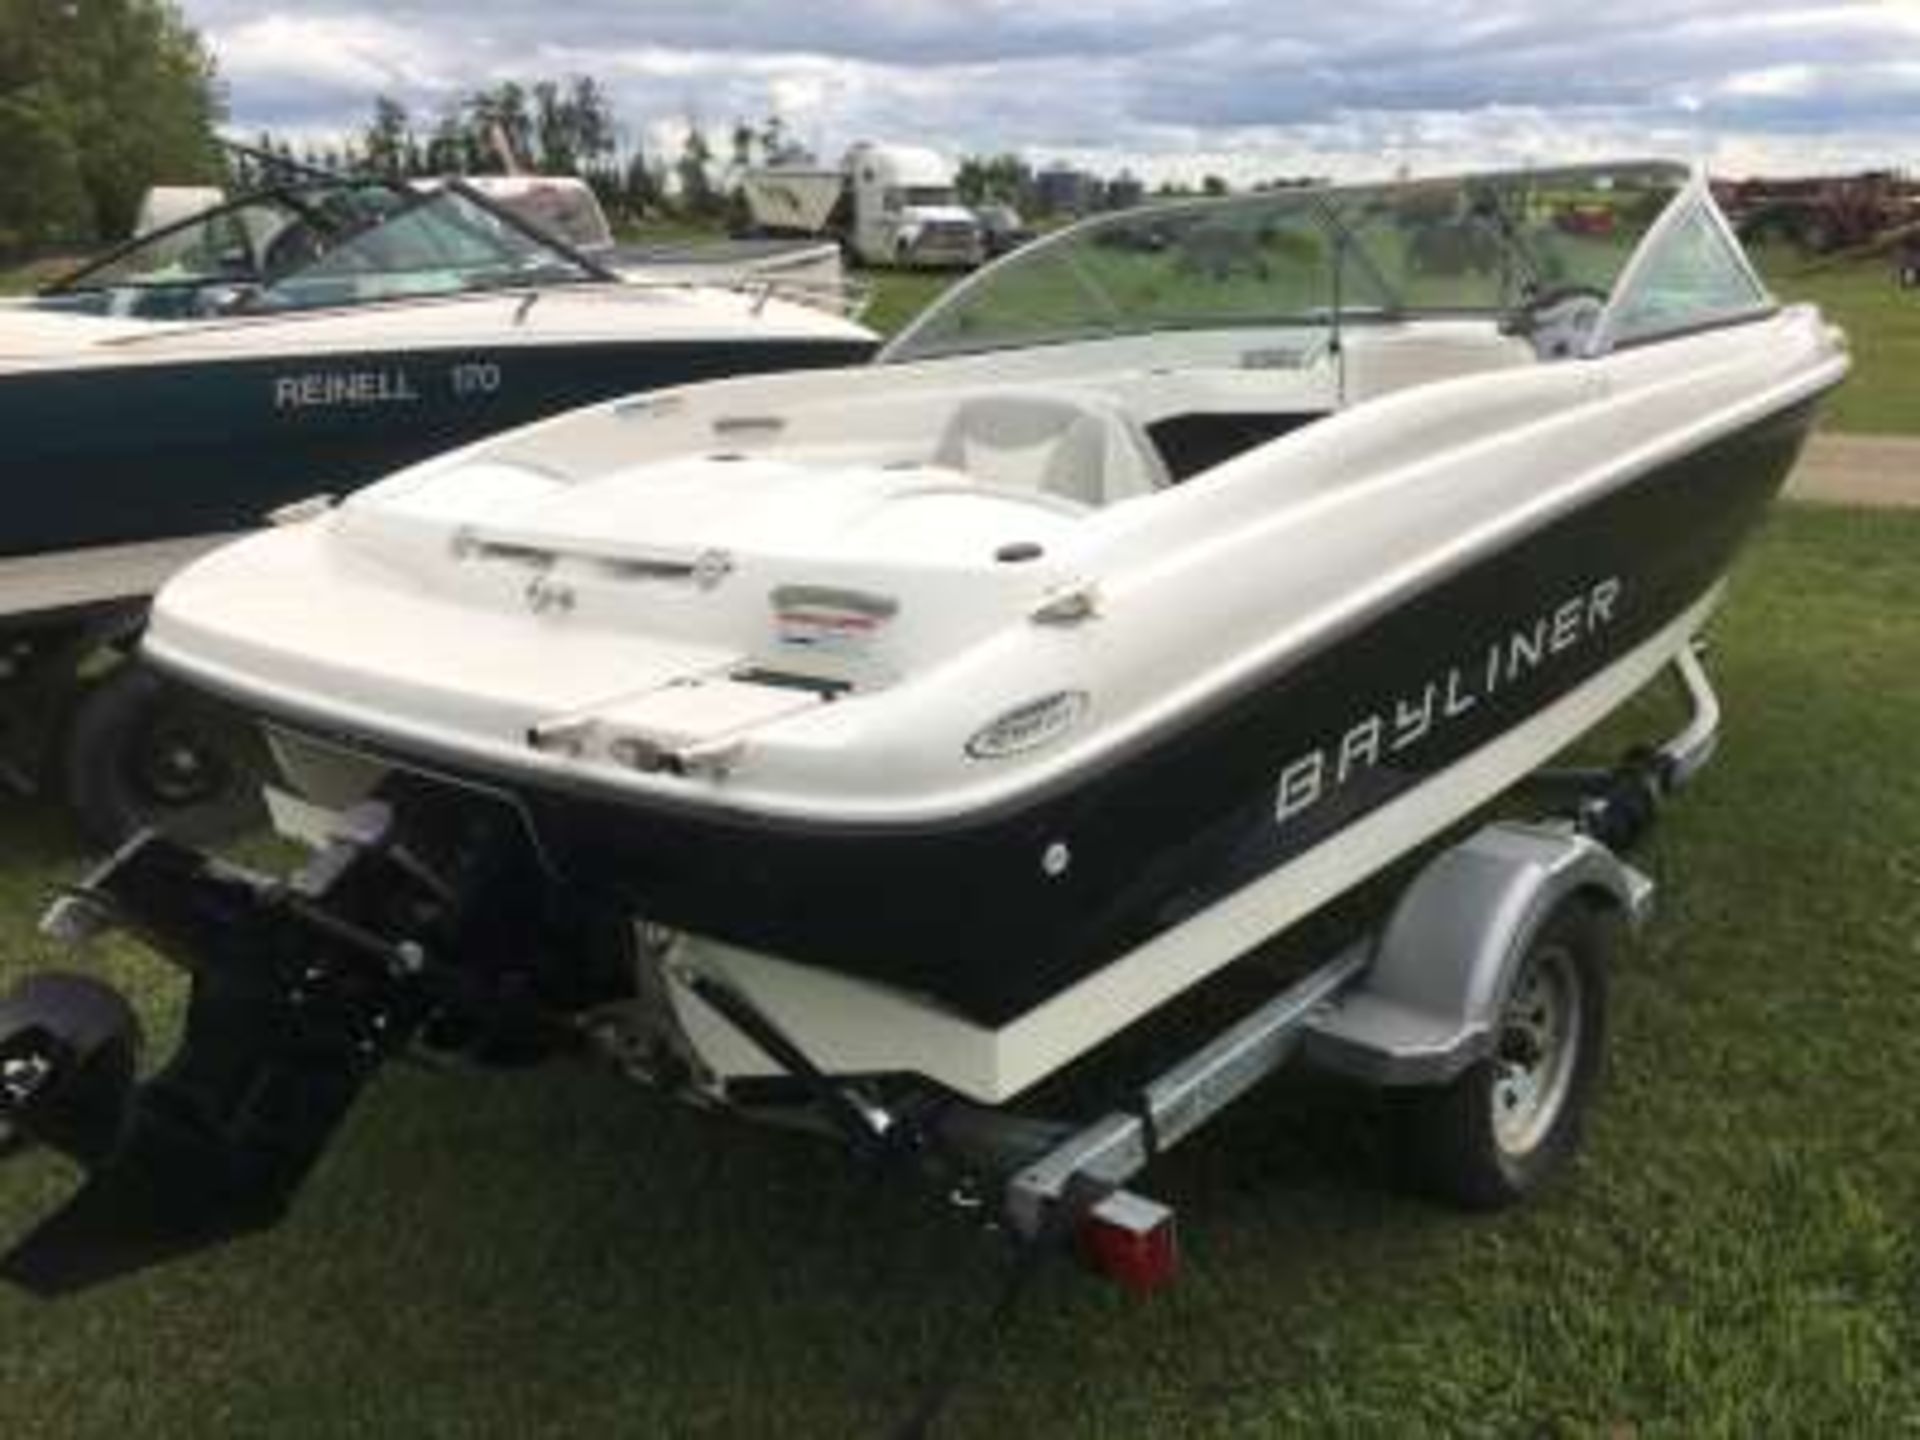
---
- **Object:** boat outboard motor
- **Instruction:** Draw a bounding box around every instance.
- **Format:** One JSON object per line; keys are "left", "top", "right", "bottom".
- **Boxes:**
{"left": 0, "top": 783, "right": 582, "bottom": 1296}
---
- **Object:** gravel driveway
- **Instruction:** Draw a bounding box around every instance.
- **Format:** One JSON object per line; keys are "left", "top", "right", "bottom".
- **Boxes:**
{"left": 1787, "top": 433, "right": 1920, "bottom": 507}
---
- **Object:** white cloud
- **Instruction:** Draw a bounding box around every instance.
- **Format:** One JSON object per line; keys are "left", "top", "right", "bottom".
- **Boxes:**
{"left": 183, "top": 0, "right": 1920, "bottom": 178}
{"left": 216, "top": 15, "right": 453, "bottom": 109}
{"left": 1721, "top": 66, "right": 1820, "bottom": 100}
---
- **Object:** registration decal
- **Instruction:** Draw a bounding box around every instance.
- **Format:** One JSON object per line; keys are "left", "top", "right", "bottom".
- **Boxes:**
{"left": 771, "top": 584, "right": 898, "bottom": 656}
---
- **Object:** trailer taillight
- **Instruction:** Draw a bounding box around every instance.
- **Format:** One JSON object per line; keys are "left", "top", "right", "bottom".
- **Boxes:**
{"left": 1075, "top": 1191, "right": 1178, "bottom": 1295}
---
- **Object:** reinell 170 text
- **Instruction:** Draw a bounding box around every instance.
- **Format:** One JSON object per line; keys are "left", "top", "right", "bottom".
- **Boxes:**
{"left": 271, "top": 363, "right": 503, "bottom": 411}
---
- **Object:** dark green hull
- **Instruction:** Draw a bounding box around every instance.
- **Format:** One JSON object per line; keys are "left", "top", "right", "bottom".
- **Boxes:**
{"left": 1, "top": 337, "right": 873, "bottom": 560}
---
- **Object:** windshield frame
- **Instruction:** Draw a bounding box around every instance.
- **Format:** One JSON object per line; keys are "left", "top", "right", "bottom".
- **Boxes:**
{"left": 42, "top": 172, "right": 617, "bottom": 309}
{"left": 1587, "top": 173, "right": 1777, "bottom": 354}
{"left": 43, "top": 177, "right": 406, "bottom": 296}
{"left": 880, "top": 160, "right": 1697, "bottom": 365}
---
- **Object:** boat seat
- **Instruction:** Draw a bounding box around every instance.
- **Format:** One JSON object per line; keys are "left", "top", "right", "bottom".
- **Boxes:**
{"left": 931, "top": 391, "right": 1169, "bottom": 507}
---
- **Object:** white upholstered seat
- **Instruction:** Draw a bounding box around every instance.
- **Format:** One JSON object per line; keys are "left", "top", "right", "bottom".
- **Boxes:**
{"left": 931, "top": 391, "right": 1168, "bottom": 507}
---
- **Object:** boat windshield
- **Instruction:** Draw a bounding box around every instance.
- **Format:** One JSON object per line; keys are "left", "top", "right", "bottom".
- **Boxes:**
{"left": 884, "top": 162, "right": 1691, "bottom": 362}
{"left": 46, "top": 179, "right": 605, "bottom": 319}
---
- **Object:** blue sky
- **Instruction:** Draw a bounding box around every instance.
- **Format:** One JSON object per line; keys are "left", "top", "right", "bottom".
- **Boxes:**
{"left": 181, "top": 0, "right": 1920, "bottom": 181}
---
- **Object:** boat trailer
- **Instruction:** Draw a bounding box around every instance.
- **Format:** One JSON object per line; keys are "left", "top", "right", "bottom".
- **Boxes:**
{"left": 0, "top": 649, "right": 1718, "bottom": 1298}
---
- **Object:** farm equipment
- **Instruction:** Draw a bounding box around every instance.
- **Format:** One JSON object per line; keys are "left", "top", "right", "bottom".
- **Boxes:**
{"left": 1717, "top": 171, "right": 1920, "bottom": 257}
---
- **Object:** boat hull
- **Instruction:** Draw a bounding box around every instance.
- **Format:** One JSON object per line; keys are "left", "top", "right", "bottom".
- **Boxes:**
{"left": 0, "top": 337, "right": 873, "bottom": 562}
{"left": 234, "top": 394, "right": 1820, "bottom": 1028}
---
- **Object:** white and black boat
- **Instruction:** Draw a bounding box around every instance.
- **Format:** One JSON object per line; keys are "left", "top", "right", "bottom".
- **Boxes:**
{"left": 0, "top": 169, "right": 874, "bottom": 841}
{"left": 0, "top": 163, "right": 1845, "bottom": 1295}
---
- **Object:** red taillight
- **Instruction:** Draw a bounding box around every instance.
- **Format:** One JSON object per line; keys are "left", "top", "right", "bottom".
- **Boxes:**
{"left": 1075, "top": 1191, "right": 1179, "bottom": 1295}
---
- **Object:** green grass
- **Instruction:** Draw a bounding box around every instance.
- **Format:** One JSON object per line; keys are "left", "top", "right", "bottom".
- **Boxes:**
{"left": 1762, "top": 248, "right": 1920, "bottom": 435}
{"left": 0, "top": 258, "right": 75, "bottom": 295}
{"left": 2, "top": 506, "right": 1919, "bottom": 1435}
{"left": 858, "top": 266, "right": 960, "bottom": 338}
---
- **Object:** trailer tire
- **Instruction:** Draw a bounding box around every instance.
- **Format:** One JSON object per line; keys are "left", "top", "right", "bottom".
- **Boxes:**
{"left": 1398, "top": 898, "right": 1613, "bottom": 1211}
{"left": 62, "top": 662, "right": 267, "bottom": 851}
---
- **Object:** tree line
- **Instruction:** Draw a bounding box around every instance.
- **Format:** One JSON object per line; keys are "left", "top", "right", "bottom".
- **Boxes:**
{"left": 267, "top": 90, "right": 1193, "bottom": 228}
{"left": 298, "top": 87, "right": 819, "bottom": 229}
{"left": 0, "top": 0, "right": 1313, "bottom": 264}
{"left": 0, "top": 0, "right": 223, "bottom": 257}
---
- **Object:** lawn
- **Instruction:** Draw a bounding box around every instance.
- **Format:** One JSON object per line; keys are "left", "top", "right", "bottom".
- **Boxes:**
{"left": 0, "top": 258, "right": 75, "bottom": 295}
{"left": 2, "top": 505, "right": 1917, "bottom": 1437}
{"left": 1763, "top": 249, "right": 1920, "bottom": 435}
{"left": 858, "top": 265, "right": 960, "bottom": 338}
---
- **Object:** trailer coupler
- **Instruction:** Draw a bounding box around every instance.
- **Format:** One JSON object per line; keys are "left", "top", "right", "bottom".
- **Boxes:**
{"left": 0, "top": 806, "right": 469, "bottom": 1295}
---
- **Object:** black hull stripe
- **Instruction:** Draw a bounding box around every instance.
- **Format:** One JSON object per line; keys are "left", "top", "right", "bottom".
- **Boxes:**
{"left": 521, "top": 396, "right": 1822, "bottom": 1021}
{"left": 207, "top": 395, "right": 1822, "bottom": 1026}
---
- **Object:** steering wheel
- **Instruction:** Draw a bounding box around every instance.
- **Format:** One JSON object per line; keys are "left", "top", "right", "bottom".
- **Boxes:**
{"left": 1528, "top": 282, "right": 1609, "bottom": 309}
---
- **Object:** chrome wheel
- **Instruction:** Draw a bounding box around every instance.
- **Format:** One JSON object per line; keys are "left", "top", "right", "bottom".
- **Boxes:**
{"left": 1490, "top": 943, "right": 1581, "bottom": 1159}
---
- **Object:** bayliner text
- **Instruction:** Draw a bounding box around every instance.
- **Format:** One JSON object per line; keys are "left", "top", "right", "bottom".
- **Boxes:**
{"left": 1275, "top": 577, "right": 1624, "bottom": 829}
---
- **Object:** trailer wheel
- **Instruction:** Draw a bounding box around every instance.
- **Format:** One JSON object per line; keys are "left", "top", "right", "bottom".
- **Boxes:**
{"left": 1400, "top": 898, "right": 1613, "bottom": 1210}
{"left": 62, "top": 662, "right": 266, "bottom": 850}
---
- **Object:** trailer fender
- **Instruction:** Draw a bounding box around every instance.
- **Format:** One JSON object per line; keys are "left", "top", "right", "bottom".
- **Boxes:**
{"left": 1303, "top": 821, "right": 1652, "bottom": 1087}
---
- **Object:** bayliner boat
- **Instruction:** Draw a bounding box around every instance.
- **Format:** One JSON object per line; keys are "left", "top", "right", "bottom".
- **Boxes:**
{"left": 0, "top": 163, "right": 1846, "bottom": 1295}
{"left": 0, "top": 169, "right": 873, "bottom": 843}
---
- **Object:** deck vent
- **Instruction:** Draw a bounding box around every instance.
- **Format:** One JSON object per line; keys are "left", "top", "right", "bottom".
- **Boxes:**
{"left": 472, "top": 541, "right": 554, "bottom": 568}
{"left": 593, "top": 557, "right": 700, "bottom": 583}
{"left": 712, "top": 415, "right": 786, "bottom": 438}
{"left": 731, "top": 668, "right": 852, "bottom": 700}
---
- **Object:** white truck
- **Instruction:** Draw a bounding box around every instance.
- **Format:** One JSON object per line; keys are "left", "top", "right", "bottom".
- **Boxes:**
{"left": 741, "top": 143, "right": 984, "bottom": 269}
{"left": 459, "top": 175, "right": 853, "bottom": 308}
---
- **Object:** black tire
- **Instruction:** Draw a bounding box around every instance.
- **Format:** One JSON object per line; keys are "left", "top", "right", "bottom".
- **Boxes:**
{"left": 61, "top": 661, "right": 268, "bottom": 851}
{"left": 1398, "top": 899, "right": 1614, "bottom": 1211}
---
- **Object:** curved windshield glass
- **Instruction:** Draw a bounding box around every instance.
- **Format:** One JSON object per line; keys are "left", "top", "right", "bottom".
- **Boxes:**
{"left": 56, "top": 183, "right": 404, "bottom": 296}
{"left": 1605, "top": 201, "right": 1772, "bottom": 347}
{"left": 885, "top": 163, "right": 1689, "bottom": 362}
{"left": 47, "top": 180, "right": 601, "bottom": 319}
{"left": 253, "top": 187, "right": 598, "bottom": 311}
